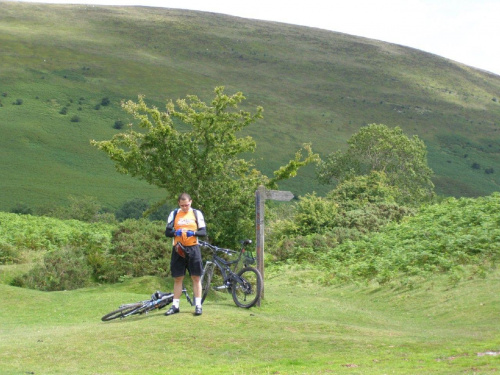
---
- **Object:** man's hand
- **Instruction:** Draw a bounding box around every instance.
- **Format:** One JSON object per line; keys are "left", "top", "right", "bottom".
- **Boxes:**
{"left": 174, "top": 229, "right": 183, "bottom": 236}
{"left": 186, "top": 230, "right": 195, "bottom": 237}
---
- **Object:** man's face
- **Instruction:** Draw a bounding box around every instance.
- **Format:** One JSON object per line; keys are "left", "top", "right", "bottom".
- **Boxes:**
{"left": 179, "top": 199, "right": 192, "bottom": 213}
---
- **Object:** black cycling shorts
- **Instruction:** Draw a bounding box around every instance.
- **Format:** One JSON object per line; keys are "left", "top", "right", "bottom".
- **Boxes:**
{"left": 170, "top": 244, "right": 203, "bottom": 278}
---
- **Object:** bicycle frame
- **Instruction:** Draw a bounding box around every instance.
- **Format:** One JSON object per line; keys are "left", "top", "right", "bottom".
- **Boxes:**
{"left": 102, "top": 288, "right": 193, "bottom": 321}
{"left": 101, "top": 293, "right": 173, "bottom": 321}
{"left": 200, "top": 240, "right": 251, "bottom": 284}
{"left": 199, "top": 239, "right": 262, "bottom": 308}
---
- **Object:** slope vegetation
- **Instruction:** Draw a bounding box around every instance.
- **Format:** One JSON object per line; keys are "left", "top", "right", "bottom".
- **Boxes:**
{"left": 1, "top": 2, "right": 499, "bottom": 210}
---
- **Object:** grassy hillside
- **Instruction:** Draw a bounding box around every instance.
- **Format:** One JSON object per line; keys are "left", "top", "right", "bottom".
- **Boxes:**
{"left": 1, "top": 2, "right": 500, "bottom": 211}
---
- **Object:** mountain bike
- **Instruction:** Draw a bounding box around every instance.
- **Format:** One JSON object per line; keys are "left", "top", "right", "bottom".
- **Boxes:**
{"left": 101, "top": 287, "right": 192, "bottom": 321}
{"left": 199, "top": 239, "right": 263, "bottom": 308}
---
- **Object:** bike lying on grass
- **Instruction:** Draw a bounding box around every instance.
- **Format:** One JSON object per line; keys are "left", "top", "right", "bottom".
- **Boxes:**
{"left": 101, "top": 288, "right": 192, "bottom": 321}
{"left": 199, "top": 239, "right": 263, "bottom": 308}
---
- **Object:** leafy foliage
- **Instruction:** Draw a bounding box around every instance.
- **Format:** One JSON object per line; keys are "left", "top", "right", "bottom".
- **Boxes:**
{"left": 317, "top": 124, "right": 435, "bottom": 204}
{"left": 266, "top": 171, "right": 414, "bottom": 262}
{"left": 92, "top": 87, "right": 317, "bottom": 246}
{"left": 12, "top": 246, "right": 93, "bottom": 291}
{"left": 3, "top": 213, "right": 169, "bottom": 290}
{"left": 266, "top": 192, "right": 499, "bottom": 287}
{"left": 0, "top": 212, "right": 113, "bottom": 253}
{"left": 3, "top": 191, "right": 499, "bottom": 290}
{"left": 115, "top": 198, "right": 149, "bottom": 221}
{"left": 317, "top": 193, "right": 500, "bottom": 285}
{"left": 9, "top": 203, "right": 33, "bottom": 215}
{"left": 103, "top": 219, "right": 170, "bottom": 282}
{"left": 33, "top": 195, "right": 117, "bottom": 224}
{"left": 0, "top": 242, "right": 21, "bottom": 264}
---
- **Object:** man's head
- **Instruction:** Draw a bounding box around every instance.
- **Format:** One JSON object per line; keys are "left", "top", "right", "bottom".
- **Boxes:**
{"left": 178, "top": 193, "right": 192, "bottom": 213}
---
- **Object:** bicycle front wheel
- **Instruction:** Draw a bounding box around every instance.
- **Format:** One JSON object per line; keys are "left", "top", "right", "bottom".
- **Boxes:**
{"left": 101, "top": 303, "right": 143, "bottom": 321}
{"left": 231, "top": 266, "right": 263, "bottom": 308}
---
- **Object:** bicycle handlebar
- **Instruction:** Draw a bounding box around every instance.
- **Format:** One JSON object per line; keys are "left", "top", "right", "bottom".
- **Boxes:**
{"left": 199, "top": 240, "right": 252, "bottom": 255}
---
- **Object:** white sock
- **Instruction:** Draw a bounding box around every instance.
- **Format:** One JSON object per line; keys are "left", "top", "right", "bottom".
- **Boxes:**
{"left": 195, "top": 297, "right": 202, "bottom": 307}
{"left": 173, "top": 299, "right": 180, "bottom": 308}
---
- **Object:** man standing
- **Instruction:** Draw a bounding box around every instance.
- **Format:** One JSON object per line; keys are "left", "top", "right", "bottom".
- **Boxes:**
{"left": 164, "top": 193, "right": 207, "bottom": 316}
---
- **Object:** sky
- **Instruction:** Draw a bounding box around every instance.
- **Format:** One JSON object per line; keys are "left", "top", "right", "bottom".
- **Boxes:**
{"left": 8, "top": 0, "right": 500, "bottom": 76}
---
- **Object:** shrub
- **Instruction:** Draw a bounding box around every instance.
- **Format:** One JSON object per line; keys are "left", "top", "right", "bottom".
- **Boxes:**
{"left": 270, "top": 232, "right": 338, "bottom": 263}
{"left": 12, "top": 246, "right": 93, "bottom": 291}
{"left": 115, "top": 198, "right": 149, "bottom": 221}
{"left": 113, "top": 120, "right": 124, "bottom": 129}
{"left": 102, "top": 219, "right": 169, "bottom": 282}
{"left": 115, "top": 198, "right": 172, "bottom": 222}
{"left": 13, "top": 98, "right": 23, "bottom": 105}
{"left": 59, "top": 107, "right": 68, "bottom": 115}
{"left": 0, "top": 211, "right": 113, "bottom": 252}
{"left": 265, "top": 174, "right": 414, "bottom": 263}
{"left": 0, "top": 242, "right": 21, "bottom": 264}
{"left": 148, "top": 203, "right": 171, "bottom": 221}
{"left": 10, "top": 203, "right": 33, "bottom": 215}
{"left": 101, "top": 97, "right": 110, "bottom": 106}
{"left": 319, "top": 193, "right": 500, "bottom": 285}
{"left": 50, "top": 195, "right": 105, "bottom": 222}
{"left": 329, "top": 171, "right": 398, "bottom": 205}
{"left": 336, "top": 202, "right": 413, "bottom": 234}
{"left": 293, "top": 193, "right": 339, "bottom": 235}
{"left": 70, "top": 115, "right": 80, "bottom": 122}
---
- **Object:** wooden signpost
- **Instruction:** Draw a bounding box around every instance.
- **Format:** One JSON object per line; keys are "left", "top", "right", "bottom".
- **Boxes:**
{"left": 255, "top": 185, "right": 294, "bottom": 304}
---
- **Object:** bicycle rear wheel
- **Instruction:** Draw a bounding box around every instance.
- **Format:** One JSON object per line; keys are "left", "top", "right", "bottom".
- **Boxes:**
{"left": 201, "top": 262, "right": 215, "bottom": 304}
{"left": 101, "top": 303, "right": 143, "bottom": 321}
{"left": 231, "top": 266, "right": 262, "bottom": 308}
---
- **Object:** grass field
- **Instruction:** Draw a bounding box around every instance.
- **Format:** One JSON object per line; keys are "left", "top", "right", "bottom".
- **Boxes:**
{"left": 1, "top": 267, "right": 498, "bottom": 374}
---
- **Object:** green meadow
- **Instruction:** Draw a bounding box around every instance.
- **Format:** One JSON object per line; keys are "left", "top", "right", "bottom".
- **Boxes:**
{"left": 1, "top": 271, "right": 499, "bottom": 374}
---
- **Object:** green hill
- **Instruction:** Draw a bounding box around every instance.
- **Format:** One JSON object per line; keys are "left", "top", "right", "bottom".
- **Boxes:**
{"left": 1, "top": 1, "right": 499, "bottom": 211}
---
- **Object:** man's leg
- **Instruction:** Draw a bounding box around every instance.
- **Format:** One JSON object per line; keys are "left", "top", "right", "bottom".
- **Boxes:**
{"left": 192, "top": 275, "right": 203, "bottom": 315}
{"left": 192, "top": 275, "right": 201, "bottom": 299}
{"left": 165, "top": 275, "right": 184, "bottom": 316}
{"left": 173, "top": 276, "right": 184, "bottom": 299}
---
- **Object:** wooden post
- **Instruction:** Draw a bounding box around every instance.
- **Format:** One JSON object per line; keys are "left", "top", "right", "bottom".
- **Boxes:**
{"left": 255, "top": 185, "right": 294, "bottom": 305}
{"left": 255, "top": 186, "right": 266, "bottom": 297}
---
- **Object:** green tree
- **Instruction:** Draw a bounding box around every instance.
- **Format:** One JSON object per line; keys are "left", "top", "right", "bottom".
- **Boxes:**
{"left": 327, "top": 171, "right": 399, "bottom": 208}
{"left": 317, "top": 124, "right": 434, "bottom": 204}
{"left": 92, "top": 87, "right": 317, "bottom": 246}
{"left": 66, "top": 195, "right": 103, "bottom": 222}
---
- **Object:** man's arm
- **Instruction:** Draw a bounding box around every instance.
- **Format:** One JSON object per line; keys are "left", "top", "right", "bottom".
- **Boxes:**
{"left": 195, "top": 227, "right": 207, "bottom": 237}
{"left": 194, "top": 209, "right": 207, "bottom": 237}
{"left": 165, "top": 210, "right": 177, "bottom": 238}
